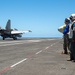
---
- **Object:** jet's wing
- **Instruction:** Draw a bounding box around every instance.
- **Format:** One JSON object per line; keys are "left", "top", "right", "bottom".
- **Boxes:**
{"left": 11, "top": 30, "right": 32, "bottom": 34}
{"left": 58, "top": 24, "right": 66, "bottom": 33}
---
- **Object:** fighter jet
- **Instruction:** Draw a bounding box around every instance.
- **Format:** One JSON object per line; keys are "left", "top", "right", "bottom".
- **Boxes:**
{"left": 0, "top": 19, "right": 32, "bottom": 40}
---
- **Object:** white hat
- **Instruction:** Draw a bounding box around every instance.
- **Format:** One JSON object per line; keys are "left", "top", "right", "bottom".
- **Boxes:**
{"left": 71, "top": 14, "right": 75, "bottom": 16}
{"left": 70, "top": 14, "right": 75, "bottom": 19}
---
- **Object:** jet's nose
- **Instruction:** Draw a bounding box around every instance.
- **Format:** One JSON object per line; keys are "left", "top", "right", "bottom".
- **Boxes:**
{"left": 29, "top": 30, "right": 32, "bottom": 32}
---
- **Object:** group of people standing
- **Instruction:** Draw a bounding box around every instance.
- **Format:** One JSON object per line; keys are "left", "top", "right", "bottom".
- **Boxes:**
{"left": 58, "top": 14, "right": 75, "bottom": 62}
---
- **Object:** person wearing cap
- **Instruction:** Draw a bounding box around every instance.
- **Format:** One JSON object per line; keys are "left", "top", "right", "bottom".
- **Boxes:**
{"left": 63, "top": 18, "right": 70, "bottom": 54}
{"left": 58, "top": 18, "right": 70, "bottom": 54}
{"left": 68, "top": 14, "right": 75, "bottom": 61}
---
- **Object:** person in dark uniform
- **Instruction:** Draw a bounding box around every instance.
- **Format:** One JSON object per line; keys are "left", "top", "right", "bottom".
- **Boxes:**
{"left": 63, "top": 18, "right": 70, "bottom": 54}
{"left": 69, "top": 14, "right": 75, "bottom": 61}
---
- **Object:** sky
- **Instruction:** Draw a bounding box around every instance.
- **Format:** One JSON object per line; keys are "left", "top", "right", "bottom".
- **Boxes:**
{"left": 0, "top": 0, "right": 75, "bottom": 38}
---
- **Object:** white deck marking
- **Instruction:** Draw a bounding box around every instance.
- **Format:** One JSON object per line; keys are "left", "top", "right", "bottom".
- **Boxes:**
{"left": 45, "top": 46, "right": 50, "bottom": 49}
{"left": 0, "top": 40, "right": 42, "bottom": 46}
{"left": 0, "top": 40, "right": 41, "bottom": 44}
{"left": 36, "top": 50, "right": 42, "bottom": 54}
{"left": 50, "top": 43, "right": 57, "bottom": 46}
{"left": 11, "top": 58, "right": 27, "bottom": 68}
{"left": 0, "top": 42, "right": 26, "bottom": 46}
{"left": 51, "top": 44, "right": 53, "bottom": 46}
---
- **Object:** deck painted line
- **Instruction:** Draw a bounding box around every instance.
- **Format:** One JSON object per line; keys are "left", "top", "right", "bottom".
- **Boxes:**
{"left": 51, "top": 44, "right": 53, "bottom": 46}
{"left": 0, "top": 40, "right": 42, "bottom": 47}
{"left": 11, "top": 58, "right": 27, "bottom": 68}
{"left": 45, "top": 46, "right": 50, "bottom": 49}
{"left": 0, "top": 67, "right": 11, "bottom": 75}
{"left": 0, "top": 42, "right": 26, "bottom": 46}
{"left": 0, "top": 40, "right": 26, "bottom": 44}
{"left": 0, "top": 40, "right": 41, "bottom": 44}
{"left": 51, "top": 43, "right": 56, "bottom": 46}
{"left": 0, "top": 58, "right": 27, "bottom": 74}
{"left": 36, "top": 50, "right": 42, "bottom": 54}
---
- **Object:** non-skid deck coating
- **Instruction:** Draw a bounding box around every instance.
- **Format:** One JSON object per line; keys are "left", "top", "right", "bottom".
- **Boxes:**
{"left": 0, "top": 38, "right": 74, "bottom": 75}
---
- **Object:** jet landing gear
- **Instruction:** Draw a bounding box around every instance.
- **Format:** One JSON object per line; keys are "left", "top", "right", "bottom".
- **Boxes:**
{"left": 2, "top": 37, "right": 17, "bottom": 40}
{"left": 13, "top": 37, "right": 17, "bottom": 40}
{"left": 3, "top": 37, "right": 5, "bottom": 40}
{"left": 2, "top": 35, "right": 5, "bottom": 40}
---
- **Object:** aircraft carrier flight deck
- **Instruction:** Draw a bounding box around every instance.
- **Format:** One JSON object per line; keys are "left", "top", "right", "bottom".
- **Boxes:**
{"left": 0, "top": 38, "right": 75, "bottom": 75}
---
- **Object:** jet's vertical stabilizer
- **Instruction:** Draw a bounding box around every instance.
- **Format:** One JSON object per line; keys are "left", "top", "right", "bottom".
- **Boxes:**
{"left": 5, "top": 19, "right": 11, "bottom": 31}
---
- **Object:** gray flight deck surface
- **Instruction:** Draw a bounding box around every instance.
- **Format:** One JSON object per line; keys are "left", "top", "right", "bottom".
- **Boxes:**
{"left": 0, "top": 38, "right": 75, "bottom": 75}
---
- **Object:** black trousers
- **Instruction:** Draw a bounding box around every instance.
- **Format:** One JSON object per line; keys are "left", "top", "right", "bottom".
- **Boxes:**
{"left": 63, "top": 34, "right": 69, "bottom": 54}
{"left": 70, "top": 42, "right": 75, "bottom": 60}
